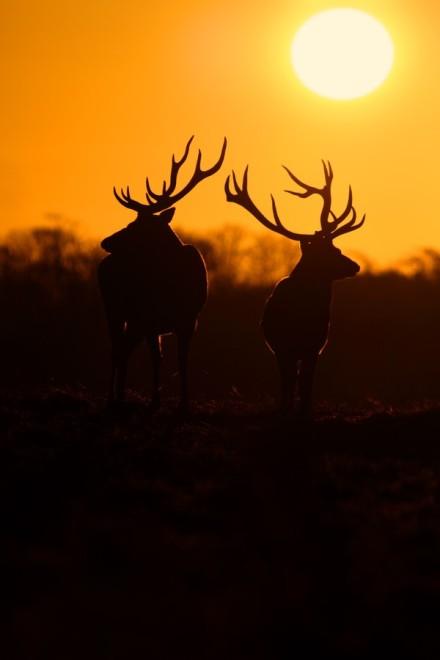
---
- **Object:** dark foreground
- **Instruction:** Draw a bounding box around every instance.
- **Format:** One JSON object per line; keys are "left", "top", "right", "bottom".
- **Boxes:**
{"left": 3, "top": 392, "right": 440, "bottom": 659}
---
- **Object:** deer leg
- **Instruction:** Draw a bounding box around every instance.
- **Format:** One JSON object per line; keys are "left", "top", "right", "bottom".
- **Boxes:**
{"left": 148, "top": 334, "right": 162, "bottom": 410}
{"left": 115, "top": 348, "right": 128, "bottom": 402}
{"left": 108, "top": 320, "right": 125, "bottom": 404}
{"left": 109, "top": 348, "right": 126, "bottom": 403}
{"left": 114, "top": 323, "right": 140, "bottom": 403}
{"left": 109, "top": 355, "right": 118, "bottom": 403}
{"left": 177, "top": 329, "right": 193, "bottom": 412}
{"left": 277, "top": 352, "right": 298, "bottom": 412}
{"left": 297, "top": 353, "right": 319, "bottom": 420}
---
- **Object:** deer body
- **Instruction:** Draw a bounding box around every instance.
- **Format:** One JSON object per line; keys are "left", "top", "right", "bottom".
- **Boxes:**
{"left": 262, "top": 241, "right": 360, "bottom": 413}
{"left": 225, "top": 161, "right": 364, "bottom": 416}
{"left": 99, "top": 137, "right": 226, "bottom": 409}
{"left": 262, "top": 273, "right": 332, "bottom": 359}
{"left": 99, "top": 222, "right": 206, "bottom": 335}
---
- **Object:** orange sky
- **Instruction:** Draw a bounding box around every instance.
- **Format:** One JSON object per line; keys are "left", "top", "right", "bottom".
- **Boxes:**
{"left": 1, "top": 0, "right": 438, "bottom": 265}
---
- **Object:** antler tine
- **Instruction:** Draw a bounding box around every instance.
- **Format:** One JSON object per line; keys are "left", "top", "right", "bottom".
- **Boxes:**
{"left": 224, "top": 166, "right": 245, "bottom": 203}
{"left": 160, "top": 137, "right": 227, "bottom": 207}
{"left": 225, "top": 167, "right": 315, "bottom": 242}
{"left": 322, "top": 160, "right": 333, "bottom": 185}
{"left": 113, "top": 187, "right": 129, "bottom": 207}
{"left": 331, "top": 212, "right": 366, "bottom": 239}
{"left": 163, "top": 135, "right": 195, "bottom": 197}
{"left": 328, "top": 161, "right": 334, "bottom": 180}
{"left": 144, "top": 135, "right": 195, "bottom": 204}
{"left": 145, "top": 176, "right": 160, "bottom": 202}
{"left": 319, "top": 160, "right": 333, "bottom": 233}
{"left": 185, "top": 137, "right": 227, "bottom": 186}
{"left": 283, "top": 165, "right": 321, "bottom": 198}
{"left": 328, "top": 185, "right": 353, "bottom": 230}
{"left": 284, "top": 162, "right": 333, "bottom": 233}
{"left": 144, "top": 174, "right": 166, "bottom": 203}
{"left": 173, "top": 135, "right": 195, "bottom": 168}
{"left": 145, "top": 190, "right": 156, "bottom": 205}
{"left": 200, "top": 136, "right": 227, "bottom": 177}
{"left": 115, "top": 136, "right": 226, "bottom": 214}
{"left": 119, "top": 186, "right": 132, "bottom": 202}
{"left": 224, "top": 166, "right": 245, "bottom": 201}
{"left": 323, "top": 172, "right": 365, "bottom": 239}
{"left": 232, "top": 167, "right": 241, "bottom": 191}
{"left": 271, "top": 195, "right": 286, "bottom": 230}
{"left": 113, "top": 186, "right": 144, "bottom": 211}
{"left": 144, "top": 137, "right": 227, "bottom": 210}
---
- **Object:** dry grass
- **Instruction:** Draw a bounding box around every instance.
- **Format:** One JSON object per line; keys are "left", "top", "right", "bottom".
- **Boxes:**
{"left": 3, "top": 390, "right": 440, "bottom": 659}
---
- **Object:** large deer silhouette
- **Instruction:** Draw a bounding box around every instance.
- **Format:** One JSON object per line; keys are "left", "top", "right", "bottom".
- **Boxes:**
{"left": 99, "top": 136, "right": 227, "bottom": 409}
{"left": 225, "top": 161, "right": 365, "bottom": 417}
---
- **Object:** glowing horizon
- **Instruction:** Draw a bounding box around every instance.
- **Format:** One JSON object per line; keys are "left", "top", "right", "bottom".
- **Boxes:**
{"left": 0, "top": 0, "right": 435, "bottom": 266}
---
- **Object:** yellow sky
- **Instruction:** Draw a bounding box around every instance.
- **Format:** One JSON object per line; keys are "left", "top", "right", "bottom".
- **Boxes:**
{"left": 1, "top": 0, "right": 438, "bottom": 265}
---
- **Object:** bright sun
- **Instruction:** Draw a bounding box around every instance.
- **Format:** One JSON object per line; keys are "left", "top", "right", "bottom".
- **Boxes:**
{"left": 291, "top": 9, "right": 394, "bottom": 100}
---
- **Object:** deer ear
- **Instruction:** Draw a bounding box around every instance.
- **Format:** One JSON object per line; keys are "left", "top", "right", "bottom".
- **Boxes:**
{"left": 101, "top": 237, "right": 112, "bottom": 253}
{"left": 158, "top": 208, "right": 176, "bottom": 224}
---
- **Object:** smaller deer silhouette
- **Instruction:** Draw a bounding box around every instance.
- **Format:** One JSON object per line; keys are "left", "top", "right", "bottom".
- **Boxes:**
{"left": 225, "top": 161, "right": 365, "bottom": 417}
{"left": 99, "top": 136, "right": 227, "bottom": 410}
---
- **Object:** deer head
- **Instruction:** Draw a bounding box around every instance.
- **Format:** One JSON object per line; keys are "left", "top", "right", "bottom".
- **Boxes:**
{"left": 102, "top": 137, "right": 227, "bottom": 253}
{"left": 225, "top": 160, "right": 365, "bottom": 280}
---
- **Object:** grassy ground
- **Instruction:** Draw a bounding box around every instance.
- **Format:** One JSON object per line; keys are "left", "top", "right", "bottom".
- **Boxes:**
{"left": 3, "top": 391, "right": 440, "bottom": 659}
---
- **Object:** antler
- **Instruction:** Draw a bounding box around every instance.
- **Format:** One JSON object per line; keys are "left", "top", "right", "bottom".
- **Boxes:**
{"left": 146, "top": 136, "right": 195, "bottom": 203}
{"left": 146, "top": 136, "right": 227, "bottom": 210}
{"left": 283, "top": 161, "right": 365, "bottom": 238}
{"left": 329, "top": 205, "right": 366, "bottom": 238}
{"left": 113, "top": 137, "right": 228, "bottom": 213}
{"left": 225, "top": 167, "right": 317, "bottom": 241}
{"left": 113, "top": 185, "right": 147, "bottom": 212}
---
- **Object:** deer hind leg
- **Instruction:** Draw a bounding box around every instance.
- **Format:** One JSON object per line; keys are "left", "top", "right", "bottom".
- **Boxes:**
{"left": 108, "top": 319, "right": 125, "bottom": 403}
{"left": 112, "top": 322, "right": 141, "bottom": 403}
{"left": 148, "top": 334, "right": 162, "bottom": 411}
{"left": 276, "top": 351, "right": 298, "bottom": 412}
{"left": 115, "top": 343, "right": 129, "bottom": 403}
{"left": 177, "top": 328, "right": 194, "bottom": 412}
{"left": 297, "top": 353, "right": 319, "bottom": 420}
{"left": 110, "top": 351, "right": 127, "bottom": 404}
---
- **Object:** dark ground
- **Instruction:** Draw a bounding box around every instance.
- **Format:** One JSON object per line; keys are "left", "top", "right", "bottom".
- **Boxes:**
{"left": 3, "top": 390, "right": 440, "bottom": 659}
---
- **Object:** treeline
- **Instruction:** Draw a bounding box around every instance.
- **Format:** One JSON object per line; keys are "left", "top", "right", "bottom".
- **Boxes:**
{"left": 1, "top": 225, "right": 440, "bottom": 404}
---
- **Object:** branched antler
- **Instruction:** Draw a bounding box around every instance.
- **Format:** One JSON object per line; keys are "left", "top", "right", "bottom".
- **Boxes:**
{"left": 284, "top": 160, "right": 365, "bottom": 238}
{"left": 225, "top": 167, "right": 317, "bottom": 241}
{"left": 114, "top": 137, "right": 227, "bottom": 213}
{"left": 225, "top": 160, "right": 365, "bottom": 241}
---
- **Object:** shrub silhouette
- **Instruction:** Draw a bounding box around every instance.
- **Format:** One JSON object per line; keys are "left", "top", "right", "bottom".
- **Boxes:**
{"left": 1, "top": 224, "right": 440, "bottom": 405}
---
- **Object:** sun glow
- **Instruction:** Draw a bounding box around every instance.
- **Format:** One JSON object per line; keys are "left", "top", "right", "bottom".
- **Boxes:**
{"left": 291, "top": 9, "right": 394, "bottom": 100}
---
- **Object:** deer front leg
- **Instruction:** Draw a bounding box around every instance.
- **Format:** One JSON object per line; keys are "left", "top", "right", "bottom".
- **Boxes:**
{"left": 108, "top": 321, "right": 126, "bottom": 404}
{"left": 109, "top": 357, "right": 117, "bottom": 403}
{"left": 297, "top": 353, "right": 319, "bottom": 420}
{"left": 109, "top": 346, "right": 128, "bottom": 403}
{"left": 148, "top": 334, "right": 162, "bottom": 411}
{"left": 114, "top": 351, "right": 128, "bottom": 402}
{"left": 177, "top": 329, "right": 193, "bottom": 412}
{"left": 111, "top": 323, "right": 142, "bottom": 404}
{"left": 276, "top": 352, "right": 298, "bottom": 412}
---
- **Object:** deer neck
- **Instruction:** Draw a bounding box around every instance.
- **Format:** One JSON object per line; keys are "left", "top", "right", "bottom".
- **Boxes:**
{"left": 290, "top": 260, "right": 333, "bottom": 299}
{"left": 137, "top": 227, "right": 184, "bottom": 259}
{"left": 161, "top": 228, "right": 184, "bottom": 254}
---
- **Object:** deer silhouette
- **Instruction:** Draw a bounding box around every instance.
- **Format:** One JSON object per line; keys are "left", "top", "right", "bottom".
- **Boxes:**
{"left": 98, "top": 136, "right": 227, "bottom": 409}
{"left": 225, "top": 161, "right": 365, "bottom": 417}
